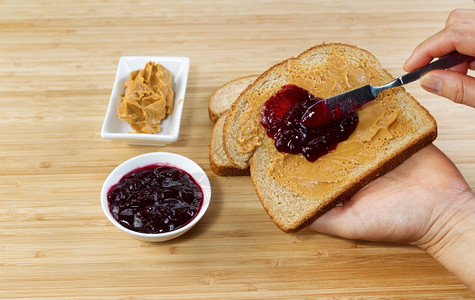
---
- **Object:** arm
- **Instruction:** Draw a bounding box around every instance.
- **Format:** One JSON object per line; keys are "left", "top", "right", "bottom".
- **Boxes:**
{"left": 415, "top": 190, "right": 475, "bottom": 292}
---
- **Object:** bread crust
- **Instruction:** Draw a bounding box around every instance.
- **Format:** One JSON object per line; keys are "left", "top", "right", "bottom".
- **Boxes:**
{"left": 209, "top": 114, "right": 250, "bottom": 176}
{"left": 210, "top": 163, "right": 250, "bottom": 177}
{"left": 208, "top": 75, "right": 258, "bottom": 123}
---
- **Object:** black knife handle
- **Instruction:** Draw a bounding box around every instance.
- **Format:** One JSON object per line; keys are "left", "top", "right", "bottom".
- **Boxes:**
{"left": 399, "top": 51, "right": 474, "bottom": 84}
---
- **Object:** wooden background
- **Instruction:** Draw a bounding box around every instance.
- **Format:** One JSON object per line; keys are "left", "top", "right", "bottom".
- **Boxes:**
{"left": 1, "top": 0, "right": 474, "bottom": 298}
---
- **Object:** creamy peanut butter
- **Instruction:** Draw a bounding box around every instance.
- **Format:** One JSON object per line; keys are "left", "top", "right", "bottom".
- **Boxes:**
{"left": 268, "top": 97, "right": 411, "bottom": 198}
{"left": 118, "top": 61, "right": 174, "bottom": 134}
{"left": 235, "top": 49, "right": 414, "bottom": 198}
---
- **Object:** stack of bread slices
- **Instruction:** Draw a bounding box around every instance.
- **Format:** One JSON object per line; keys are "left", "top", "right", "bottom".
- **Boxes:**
{"left": 208, "top": 43, "right": 437, "bottom": 232}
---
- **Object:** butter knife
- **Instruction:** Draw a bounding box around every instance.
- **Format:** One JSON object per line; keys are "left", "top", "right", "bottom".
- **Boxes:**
{"left": 300, "top": 51, "right": 474, "bottom": 128}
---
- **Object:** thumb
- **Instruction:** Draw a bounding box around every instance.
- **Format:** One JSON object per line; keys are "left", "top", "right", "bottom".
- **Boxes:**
{"left": 307, "top": 205, "right": 368, "bottom": 240}
{"left": 420, "top": 70, "right": 475, "bottom": 108}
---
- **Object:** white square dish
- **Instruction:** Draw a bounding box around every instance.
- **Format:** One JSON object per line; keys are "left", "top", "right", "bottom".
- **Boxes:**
{"left": 101, "top": 56, "right": 190, "bottom": 145}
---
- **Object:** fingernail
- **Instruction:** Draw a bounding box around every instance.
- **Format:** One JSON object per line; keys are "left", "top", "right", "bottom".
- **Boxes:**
{"left": 421, "top": 74, "right": 442, "bottom": 94}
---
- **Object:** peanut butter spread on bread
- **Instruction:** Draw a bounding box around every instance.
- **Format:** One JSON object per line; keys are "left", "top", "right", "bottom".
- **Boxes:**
{"left": 118, "top": 61, "right": 174, "bottom": 134}
{"left": 234, "top": 48, "right": 414, "bottom": 198}
{"left": 268, "top": 95, "right": 411, "bottom": 198}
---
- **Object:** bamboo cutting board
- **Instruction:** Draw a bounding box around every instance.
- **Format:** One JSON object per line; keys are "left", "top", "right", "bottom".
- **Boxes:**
{"left": 0, "top": 0, "right": 474, "bottom": 298}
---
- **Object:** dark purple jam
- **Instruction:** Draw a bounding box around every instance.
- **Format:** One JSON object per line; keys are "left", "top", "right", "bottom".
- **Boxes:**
{"left": 260, "top": 84, "right": 359, "bottom": 162}
{"left": 107, "top": 164, "right": 203, "bottom": 234}
{"left": 301, "top": 95, "right": 364, "bottom": 127}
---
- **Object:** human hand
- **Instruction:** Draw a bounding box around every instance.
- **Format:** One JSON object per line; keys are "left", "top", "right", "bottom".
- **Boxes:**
{"left": 308, "top": 144, "right": 475, "bottom": 291}
{"left": 403, "top": 9, "right": 475, "bottom": 108}
{"left": 308, "top": 145, "right": 472, "bottom": 245}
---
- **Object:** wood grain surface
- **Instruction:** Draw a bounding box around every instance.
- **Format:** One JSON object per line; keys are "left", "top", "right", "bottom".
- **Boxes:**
{"left": 1, "top": 0, "right": 474, "bottom": 298}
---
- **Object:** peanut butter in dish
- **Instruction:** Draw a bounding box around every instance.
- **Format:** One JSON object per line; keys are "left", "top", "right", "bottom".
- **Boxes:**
{"left": 118, "top": 61, "right": 174, "bottom": 134}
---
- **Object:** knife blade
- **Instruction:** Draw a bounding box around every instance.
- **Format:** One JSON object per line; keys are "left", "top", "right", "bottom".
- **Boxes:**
{"left": 300, "top": 51, "right": 474, "bottom": 128}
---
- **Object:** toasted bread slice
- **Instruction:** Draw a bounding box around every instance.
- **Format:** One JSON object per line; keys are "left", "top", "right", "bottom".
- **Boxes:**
{"left": 209, "top": 113, "right": 250, "bottom": 176}
{"left": 222, "top": 43, "right": 437, "bottom": 232}
{"left": 208, "top": 75, "right": 258, "bottom": 123}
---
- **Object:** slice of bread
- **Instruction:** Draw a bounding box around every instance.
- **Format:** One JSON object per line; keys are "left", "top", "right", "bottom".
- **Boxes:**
{"left": 251, "top": 115, "right": 436, "bottom": 232}
{"left": 208, "top": 76, "right": 256, "bottom": 176}
{"left": 209, "top": 113, "right": 250, "bottom": 176}
{"left": 208, "top": 75, "right": 258, "bottom": 123}
{"left": 221, "top": 43, "right": 437, "bottom": 232}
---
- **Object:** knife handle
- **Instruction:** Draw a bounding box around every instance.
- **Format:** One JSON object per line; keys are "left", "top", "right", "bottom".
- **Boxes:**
{"left": 399, "top": 51, "right": 474, "bottom": 85}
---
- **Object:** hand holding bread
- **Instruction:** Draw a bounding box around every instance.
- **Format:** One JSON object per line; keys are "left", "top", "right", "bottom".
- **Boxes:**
{"left": 207, "top": 9, "right": 475, "bottom": 292}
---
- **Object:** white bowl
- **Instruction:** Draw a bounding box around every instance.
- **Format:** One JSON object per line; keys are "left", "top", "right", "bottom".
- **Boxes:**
{"left": 101, "top": 56, "right": 190, "bottom": 146}
{"left": 101, "top": 152, "right": 211, "bottom": 242}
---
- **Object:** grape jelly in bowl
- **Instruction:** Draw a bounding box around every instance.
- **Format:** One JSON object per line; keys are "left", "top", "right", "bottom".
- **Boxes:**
{"left": 101, "top": 152, "right": 211, "bottom": 242}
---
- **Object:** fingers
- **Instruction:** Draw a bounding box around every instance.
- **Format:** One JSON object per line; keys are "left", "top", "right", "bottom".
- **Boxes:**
{"left": 403, "top": 9, "right": 475, "bottom": 108}
{"left": 445, "top": 8, "right": 475, "bottom": 27}
{"left": 447, "top": 60, "right": 470, "bottom": 74}
{"left": 421, "top": 69, "right": 475, "bottom": 108}
{"left": 403, "top": 9, "right": 475, "bottom": 72}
